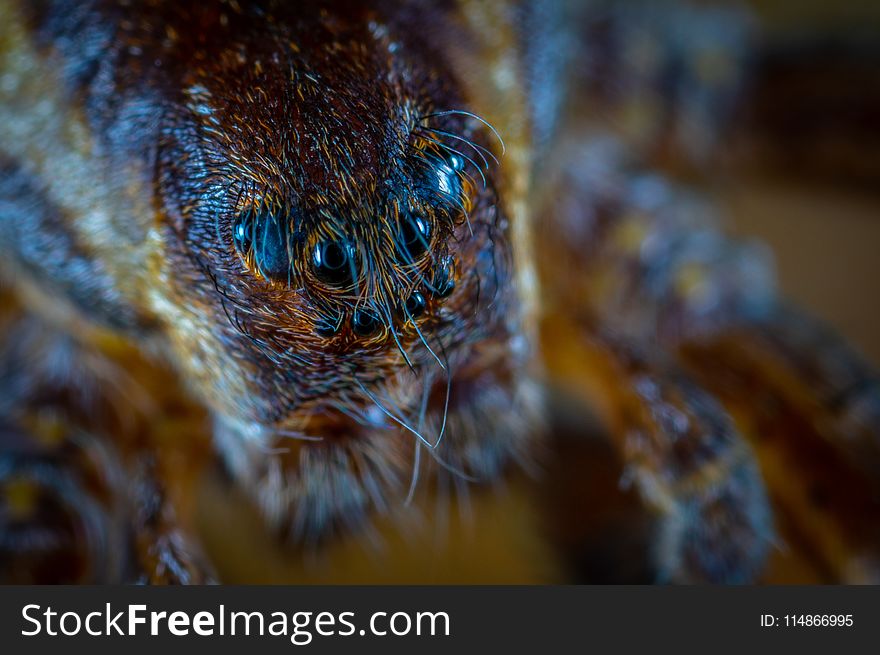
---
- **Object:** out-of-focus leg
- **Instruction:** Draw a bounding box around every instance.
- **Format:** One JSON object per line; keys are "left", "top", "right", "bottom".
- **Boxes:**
{"left": 536, "top": 134, "right": 880, "bottom": 582}
{"left": 0, "top": 297, "right": 215, "bottom": 583}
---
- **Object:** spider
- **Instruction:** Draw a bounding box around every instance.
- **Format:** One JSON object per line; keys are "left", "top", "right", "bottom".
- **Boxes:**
{"left": 1, "top": 0, "right": 878, "bottom": 584}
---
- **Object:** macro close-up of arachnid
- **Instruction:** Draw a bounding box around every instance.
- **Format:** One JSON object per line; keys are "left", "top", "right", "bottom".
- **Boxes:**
{"left": 1, "top": 0, "right": 879, "bottom": 585}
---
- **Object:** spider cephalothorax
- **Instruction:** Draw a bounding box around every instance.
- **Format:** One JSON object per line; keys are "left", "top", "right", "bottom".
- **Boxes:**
{"left": 141, "top": 1, "right": 526, "bottom": 536}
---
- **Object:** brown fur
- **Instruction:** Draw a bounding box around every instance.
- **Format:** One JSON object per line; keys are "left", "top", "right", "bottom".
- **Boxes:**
{"left": 1, "top": 0, "right": 879, "bottom": 583}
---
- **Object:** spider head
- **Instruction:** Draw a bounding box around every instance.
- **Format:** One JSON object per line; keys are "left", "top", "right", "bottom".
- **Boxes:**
{"left": 151, "top": 2, "right": 526, "bottom": 538}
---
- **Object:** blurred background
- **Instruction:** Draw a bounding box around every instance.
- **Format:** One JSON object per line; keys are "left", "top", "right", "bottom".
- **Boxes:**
{"left": 727, "top": 0, "right": 880, "bottom": 366}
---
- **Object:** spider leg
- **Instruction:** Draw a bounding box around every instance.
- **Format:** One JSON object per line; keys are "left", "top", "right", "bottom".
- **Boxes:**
{"left": 0, "top": 153, "right": 214, "bottom": 583}
{"left": 678, "top": 307, "right": 880, "bottom": 583}
{"left": 0, "top": 417, "right": 126, "bottom": 583}
{"left": 0, "top": 294, "right": 215, "bottom": 583}
{"left": 537, "top": 137, "right": 880, "bottom": 582}
{"left": 542, "top": 315, "right": 772, "bottom": 583}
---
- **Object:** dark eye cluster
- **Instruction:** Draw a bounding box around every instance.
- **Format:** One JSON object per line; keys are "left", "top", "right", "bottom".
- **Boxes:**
{"left": 230, "top": 152, "right": 466, "bottom": 340}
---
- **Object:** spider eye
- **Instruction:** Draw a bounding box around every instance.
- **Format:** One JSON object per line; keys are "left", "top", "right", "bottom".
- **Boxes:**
{"left": 417, "top": 154, "right": 464, "bottom": 210}
{"left": 351, "top": 308, "right": 381, "bottom": 337}
{"left": 233, "top": 218, "right": 250, "bottom": 249}
{"left": 430, "top": 256, "right": 456, "bottom": 298}
{"left": 312, "top": 239, "right": 353, "bottom": 286}
{"left": 398, "top": 212, "right": 432, "bottom": 261}
{"left": 446, "top": 153, "right": 465, "bottom": 172}
{"left": 233, "top": 210, "right": 291, "bottom": 281}
{"left": 435, "top": 162, "right": 462, "bottom": 206}
{"left": 404, "top": 290, "right": 426, "bottom": 319}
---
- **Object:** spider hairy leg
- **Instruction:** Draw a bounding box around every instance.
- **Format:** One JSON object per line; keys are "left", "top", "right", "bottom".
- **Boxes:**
{"left": 536, "top": 136, "right": 880, "bottom": 582}
{"left": 679, "top": 308, "right": 880, "bottom": 582}
{"left": 0, "top": 296, "right": 215, "bottom": 584}
{"left": 541, "top": 315, "right": 772, "bottom": 583}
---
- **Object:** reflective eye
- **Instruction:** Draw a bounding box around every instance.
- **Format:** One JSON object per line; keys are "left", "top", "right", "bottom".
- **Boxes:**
{"left": 446, "top": 153, "right": 465, "bottom": 172}
{"left": 233, "top": 211, "right": 290, "bottom": 281}
{"left": 417, "top": 154, "right": 464, "bottom": 210}
{"left": 430, "top": 257, "right": 456, "bottom": 298}
{"left": 404, "top": 290, "right": 426, "bottom": 319}
{"left": 312, "top": 240, "right": 353, "bottom": 286}
{"left": 232, "top": 215, "right": 252, "bottom": 251}
{"left": 398, "top": 212, "right": 432, "bottom": 261}
{"left": 351, "top": 308, "right": 381, "bottom": 337}
{"left": 435, "top": 157, "right": 463, "bottom": 204}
